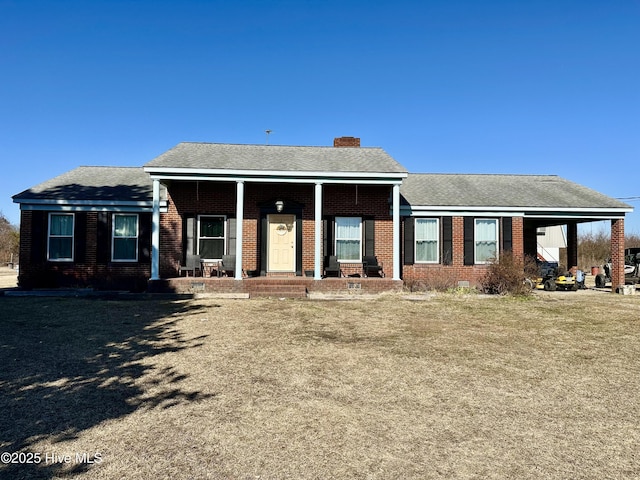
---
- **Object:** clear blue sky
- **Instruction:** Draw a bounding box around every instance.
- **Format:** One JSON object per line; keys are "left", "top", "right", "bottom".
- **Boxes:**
{"left": 2, "top": 0, "right": 639, "bottom": 232}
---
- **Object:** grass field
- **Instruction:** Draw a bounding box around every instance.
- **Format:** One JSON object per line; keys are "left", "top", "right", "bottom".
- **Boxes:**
{"left": 0, "top": 267, "right": 17, "bottom": 289}
{"left": 1, "top": 288, "right": 639, "bottom": 479}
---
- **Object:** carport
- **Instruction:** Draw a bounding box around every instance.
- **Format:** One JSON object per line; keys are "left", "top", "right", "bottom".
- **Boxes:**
{"left": 399, "top": 173, "right": 632, "bottom": 292}
{"left": 523, "top": 214, "right": 629, "bottom": 291}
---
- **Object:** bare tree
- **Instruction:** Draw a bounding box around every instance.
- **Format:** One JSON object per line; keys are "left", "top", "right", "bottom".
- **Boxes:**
{"left": 0, "top": 212, "right": 19, "bottom": 266}
{"left": 577, "top": 230, "right": 640, "bottom": 270}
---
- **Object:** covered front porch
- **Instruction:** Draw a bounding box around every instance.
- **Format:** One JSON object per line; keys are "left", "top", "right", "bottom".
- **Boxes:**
{"left": 144, "top": 141, "right": 409, "bottom": 286}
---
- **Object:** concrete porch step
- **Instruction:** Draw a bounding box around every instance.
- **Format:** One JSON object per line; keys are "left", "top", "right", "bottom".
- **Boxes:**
{"left": 246, "top": 283, "right": 308, "bottom": 298}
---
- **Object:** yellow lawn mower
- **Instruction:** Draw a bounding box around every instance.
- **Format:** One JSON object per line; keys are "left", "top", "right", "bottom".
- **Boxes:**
{"left": 531, "top": 262, "right": 580, "bottom": 292}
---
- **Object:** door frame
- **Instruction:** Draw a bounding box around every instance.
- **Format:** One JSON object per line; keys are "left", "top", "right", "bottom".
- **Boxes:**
{"left": 259, "top": 198, "right": 304, "bottom": 276}
{"left": 267, "top": 214, "right": 296, "bottom": 272}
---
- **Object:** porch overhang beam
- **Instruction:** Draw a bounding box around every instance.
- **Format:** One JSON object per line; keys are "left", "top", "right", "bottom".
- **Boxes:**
{"left": 146, "top": 173, "right": 405, "bottom": 186}
{"left": 145, "top": 166, "right": 408, "bottom": 180}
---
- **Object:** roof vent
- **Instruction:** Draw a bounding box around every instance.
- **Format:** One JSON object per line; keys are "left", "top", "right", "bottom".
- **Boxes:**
{"left": 333, "top": 136, "right": 360, "bottom": 147}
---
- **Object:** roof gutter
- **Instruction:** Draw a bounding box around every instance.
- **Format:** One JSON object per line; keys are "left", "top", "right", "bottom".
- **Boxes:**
{"left": 400, "top": 205, "right": 632, "bottom": 219}
{"left": 403, "top": 205, "right": 633, "bottom": 214}
{"left": 144, "top": 166, "right": 408, "bottom": 182}
{"left": 13, "top": 198, "right": 168, "bottom": 213}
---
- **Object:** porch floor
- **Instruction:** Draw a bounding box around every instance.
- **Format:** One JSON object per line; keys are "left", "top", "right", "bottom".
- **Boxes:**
{"left": 149, "top": 275, "right": 403, "bottom": 298}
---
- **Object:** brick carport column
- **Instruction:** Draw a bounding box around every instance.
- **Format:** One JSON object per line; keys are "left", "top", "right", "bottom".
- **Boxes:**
{"left": 611, "top": 218, "right": 625, "bottom": 292}
{"left": 566, "top": 222, "right": 578, "bottom": 271}
{"left": 511, "top": 217, "right": 524, "bottom": 261}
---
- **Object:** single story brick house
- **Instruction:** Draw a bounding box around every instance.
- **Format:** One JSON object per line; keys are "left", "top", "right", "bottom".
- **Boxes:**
{"left": 12, "top": 137, "right": 632, "bottom": 294}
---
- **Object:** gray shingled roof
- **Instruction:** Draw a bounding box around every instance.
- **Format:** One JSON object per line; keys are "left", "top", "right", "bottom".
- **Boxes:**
{"left": 12, "top": 166, "right": 164, "bottom": 202}
{"left": 13, "top": 164, "right": 631, "bottom": 214}
{"left": 144, "top": 142, "right": 408, "bottom": 174}
{"left": 400, "top": 174, "right": 631, "bottom": 210}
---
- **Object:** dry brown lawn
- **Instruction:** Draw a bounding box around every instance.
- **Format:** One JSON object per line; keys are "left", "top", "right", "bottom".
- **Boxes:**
{"left": 0, "top": 267, "right": 17, "bottom": 289}
{"left": 1, "top": 290, "right": 639, "bottom": 479}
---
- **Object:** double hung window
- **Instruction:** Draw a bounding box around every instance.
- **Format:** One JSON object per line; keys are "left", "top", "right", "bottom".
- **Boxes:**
{"left": 112, "top": 214, "right": 139, "bottom": 261}
{"left": 335, "top": 217, "right": 362, "bottom": 261}
{"left": 475, "top": 218, "right": 498, "bottom": 263}
{"left": 198, "top": 216, "right": 226, "bottom": 260}
{"left": 48, "top": 213, "right": 74, "bottom": 261}
{"left": 415, "top": 218, "right": 439, "bottom": 263}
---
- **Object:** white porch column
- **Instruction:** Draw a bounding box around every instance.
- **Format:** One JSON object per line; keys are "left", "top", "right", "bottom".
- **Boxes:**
{"left": 151, "top": 178, "right": 160, "bottom": 280}
{"left": 235, "top": 181, "right": 244, "bottom": 280}
{"left": 392, "top": 183, "right": 401, "bottom": 281}
{"left": 314, "top": 182, "right": 323, "bottom": 280}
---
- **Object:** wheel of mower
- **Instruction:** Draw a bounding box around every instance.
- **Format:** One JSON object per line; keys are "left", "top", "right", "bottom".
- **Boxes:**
{"left": 544, "top": 279, "right": 556, "bottom": 291}
{"left": 595, "top": 274, "right": 606, "bottom": 288}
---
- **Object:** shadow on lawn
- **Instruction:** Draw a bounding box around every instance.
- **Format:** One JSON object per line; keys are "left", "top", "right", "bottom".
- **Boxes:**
{"left": 0, "top": 296, "right": 214, "bottom": 479}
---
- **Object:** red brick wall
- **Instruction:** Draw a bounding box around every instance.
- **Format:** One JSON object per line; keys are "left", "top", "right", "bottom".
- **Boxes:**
{"left": 323, "top": 184, "right": 393, "bottom": 275}
{"left": 452, "top": 216, "right": 464, "bottom": 265}
{"left": 18, "top": 211, "right": 150, "bottom": 290}
{"left": 402, "top": 215, "right": 524, "bottom": 289}
{"left": 153, "top": 277, "right": 404, "bottom": 295}
{"left": 512, "top": 217, "right": 524, "bottom": 260}
{"left": 244, "top": 182, "right": 315, "bottom": 273}
{"left": 17, "top": 210, "right": 34, "bottom": 285}
{"left": 611, "top": 218, "right": 625, "bottom": 290}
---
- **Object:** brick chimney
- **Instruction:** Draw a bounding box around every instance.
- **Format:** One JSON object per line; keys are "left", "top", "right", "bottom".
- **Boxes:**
{"left": 333, "top": 136, "right": 360, "bottom": 147}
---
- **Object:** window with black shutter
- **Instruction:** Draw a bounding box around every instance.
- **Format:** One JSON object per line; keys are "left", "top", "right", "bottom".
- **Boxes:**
{"left": 403, "top": 217, "right": 414, "bottom": 265}
{"left": 502, "top": 217, "right": 513, "bottom": 252}
{"left": 442, "top": 217, "right": 453, "bottom": 265}
{"left": 464, "top": 217, "right": 475, "bottom": 265}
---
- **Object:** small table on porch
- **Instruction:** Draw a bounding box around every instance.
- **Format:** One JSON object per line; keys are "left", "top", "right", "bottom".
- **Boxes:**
{"left": 338, "top": 262, "right": 365, "bottom": 278}
{"left": 200, "top": 261, "right": 218, "bottom": 278}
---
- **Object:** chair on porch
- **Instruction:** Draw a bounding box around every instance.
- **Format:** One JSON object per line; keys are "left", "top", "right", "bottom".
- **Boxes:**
{"left": 180, "top": 253, "right": 201, "bottom": 277}
{"left": 324, "top": 255, "right": 341, "bottom": 277}
{"left": 363, "top": 255, "right": 384, "bottom": 277}
{"left": 217, "top": 255, "right": 236, "bottom": 278}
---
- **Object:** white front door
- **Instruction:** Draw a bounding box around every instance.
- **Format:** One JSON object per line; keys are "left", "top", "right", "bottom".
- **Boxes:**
{"left": 268, "top": 214, "right": 295, "bottom": 272}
